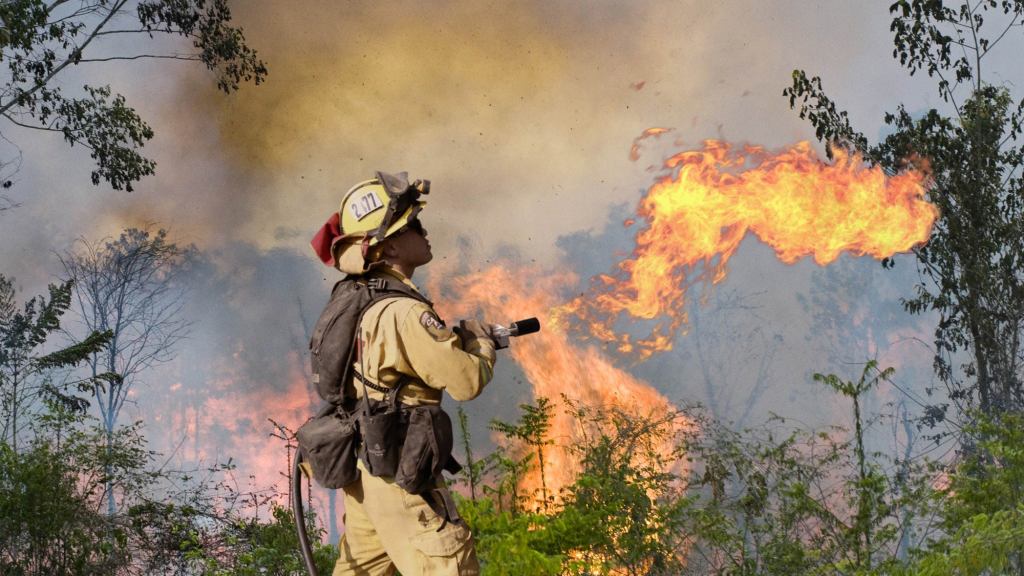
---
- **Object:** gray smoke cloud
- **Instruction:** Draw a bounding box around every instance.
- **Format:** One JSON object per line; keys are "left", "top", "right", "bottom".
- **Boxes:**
{"left": 1, "top": 0, "right": 1015, "bottom": 531}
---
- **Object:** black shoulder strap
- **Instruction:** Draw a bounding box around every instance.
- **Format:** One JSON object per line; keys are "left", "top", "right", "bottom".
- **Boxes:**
{"left": 339, "top": 274, "right": 430, "bottom": 404}
{"left": 364, "top": 272, "right": 432, "bottom": 306}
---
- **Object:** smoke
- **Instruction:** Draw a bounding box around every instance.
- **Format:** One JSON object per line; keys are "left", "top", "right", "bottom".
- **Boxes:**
{"left": 136, "top": 0, "right": 905, "bottom": 261}
{"left": 1, "top": 0, "right": 916, "bottom": 274}
{"left": 0, "top": 0, "right": 983, "bottom": 528}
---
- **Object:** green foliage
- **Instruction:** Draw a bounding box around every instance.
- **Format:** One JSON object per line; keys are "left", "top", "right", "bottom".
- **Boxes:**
{"left": 785, "top": 1, "right": 1024, "bottom": 421}
{"left": 456, "top": 405, "right": 493, "bottom": 502}
{"left": 900, "top": 507, "right": 1024, "bottom": 575}
{"left": 490, "top": 396, "right": 555, "bottom": 510}
{"left": 464, "top": 398, "right": 693, "bottom": 575}
{"left": 0, "top": 274, "right": 113, "bottom": 447}
{"left": 680, "top": 413, "right": 910, "bottom": 575}
{"left": 0, "top": 395, "right": 338, "bottom": 575}
{"left": 463, "top": 374, "right": 945, "bottom": 576}
{"left": 0, "top": 404, "right": 174, "bottom": 574}
{"left": 945, "top": 413, "right": 1024, "bottom": 523}
{"left": 458, "top": 497, "right": 563, "bottom": 576}
{"left": 0, "top": 0, "right": 267, "bottom": 192}
{"left": 814, "top": 362, "right": 895, "bottom": 571}
{"left": 136, "top": 0, "right": 267, "bottom": 93}
{"left": 556, "top": 400, "right": 689, "bottom": 576}
{"left": 180, "top": 504, "right": 338, "bottom": 576}
{"left": 57, "top": 84, "right": 155, "bottom": 190}
{"left": 0, "top": 437, "right": 114, "bottom": 575}
{"left": 891, "top": 414, "right": 1024, "bottom": 574}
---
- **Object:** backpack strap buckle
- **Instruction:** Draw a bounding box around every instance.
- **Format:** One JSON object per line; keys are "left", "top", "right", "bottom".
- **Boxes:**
{"left": 366, "top": 277, "right": 386, "bottom": 291}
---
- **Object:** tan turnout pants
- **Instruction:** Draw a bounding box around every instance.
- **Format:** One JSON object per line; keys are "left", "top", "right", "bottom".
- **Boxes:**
{"left": 333, "top": 460, "right": 479, "bottom": 576}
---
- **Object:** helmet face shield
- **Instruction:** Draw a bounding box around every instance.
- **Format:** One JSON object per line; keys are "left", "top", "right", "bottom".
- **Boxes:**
{"left": 372, "top": 171, "right": 429, "bottom": 242}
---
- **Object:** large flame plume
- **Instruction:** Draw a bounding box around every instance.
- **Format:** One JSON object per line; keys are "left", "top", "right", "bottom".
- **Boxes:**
{"left": 556, "top": 140, "right": 938, "bottom": 360}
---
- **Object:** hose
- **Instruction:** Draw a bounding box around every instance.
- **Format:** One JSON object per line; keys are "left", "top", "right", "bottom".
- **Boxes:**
{"left": 292, "top": 451, "right": 319, "bottom": 576}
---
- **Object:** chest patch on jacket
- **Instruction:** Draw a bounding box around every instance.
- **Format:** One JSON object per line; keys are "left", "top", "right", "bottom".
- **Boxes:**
{"left": 419, "top": 311, "right": 449, "bottom": 340}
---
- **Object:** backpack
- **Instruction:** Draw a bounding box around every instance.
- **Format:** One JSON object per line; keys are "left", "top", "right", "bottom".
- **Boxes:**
{"left": 308, "top": 273, "right": 428, "bottom": 405}
{"left": 298, "top": 273, "right": 428, "bottom": 489}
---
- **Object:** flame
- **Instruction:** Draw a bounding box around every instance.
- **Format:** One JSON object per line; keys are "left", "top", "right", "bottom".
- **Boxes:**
{"left": 629, "top": 127, "right": 673, "bottom": 161}
{"left": 149, "top": 348, "right": 334, "bottom": 524}
{"left": 429, "top": 263, "right": 687, "bottom": 503}
{"left": 430, "top": 137, "right": 936, "bottom": 508}
{"left": 558, "top": 139, "right": 938, "bottom": 360}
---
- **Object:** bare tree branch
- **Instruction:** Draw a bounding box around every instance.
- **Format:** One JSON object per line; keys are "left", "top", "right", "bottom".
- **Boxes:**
{"left": 77, "top": 53, "right": 202, "bottom": 63}
{"left": 60, "top": 226, "right": 192, "bottom": 514}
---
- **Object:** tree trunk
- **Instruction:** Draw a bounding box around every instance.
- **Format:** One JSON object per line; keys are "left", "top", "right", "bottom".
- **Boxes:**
{"left": 970, "top": 319, "right": 994, "bottom": 415}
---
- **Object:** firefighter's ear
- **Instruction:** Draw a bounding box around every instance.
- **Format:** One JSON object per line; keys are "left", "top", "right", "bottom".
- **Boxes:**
{"left": 379, "top": 237, "right": 400, "bottom": 260}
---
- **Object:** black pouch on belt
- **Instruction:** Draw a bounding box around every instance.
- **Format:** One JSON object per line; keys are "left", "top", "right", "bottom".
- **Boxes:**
{"left": 295, "top": 402, "right": 361, "bottom": 489}
{"left": 395, "top": 405, "right": 462, "bottom": 494}
{"left": 357, "top": 380, "right": 407, "bottom": 477}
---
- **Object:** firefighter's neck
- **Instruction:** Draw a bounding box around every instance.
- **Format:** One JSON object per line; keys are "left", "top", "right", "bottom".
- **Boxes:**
{"left": 379, "top": 232, "right": 426, "bottom": 280}
{"left": 382, "top": 257, "right": 416, "bottom": 280}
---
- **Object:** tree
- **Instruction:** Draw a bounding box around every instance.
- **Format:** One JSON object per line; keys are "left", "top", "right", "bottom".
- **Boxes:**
{"left": 456, "top": 405, "right": 494, "bottom": 503}
{"left": 0, "top": 421, "right": 117, "bottom": 575}
{"left": 784, "top": 1, "right": 1024, "bottom": 424}
{"left": 0, "top": 274, "right": 113, "bottom": 451}
{"left": 0, "top": 0, "right": 266, "bottom": 196}
{"left": 683, "top": 287, "right": 784, "bottom": 428}
{"left": 59, "top": 226, "right": 191, "bottom": 514}
{"left": 814, "top": 362, "right": 897, "bottom": 572}
{"left": 490, "top": 396, "right": 555, "bottom": 511}
{"left": 557, "top": 400, "right": 691, "bottom": 576}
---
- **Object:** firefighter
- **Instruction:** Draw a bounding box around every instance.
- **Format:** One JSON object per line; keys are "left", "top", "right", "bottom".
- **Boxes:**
{"left": 310, "top": 171, "right": 494, "bottom": 576}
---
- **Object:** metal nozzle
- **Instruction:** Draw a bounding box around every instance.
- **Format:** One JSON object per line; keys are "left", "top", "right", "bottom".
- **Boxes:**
{"left": 492, "top": 317, "right": 541, "bottom": 349}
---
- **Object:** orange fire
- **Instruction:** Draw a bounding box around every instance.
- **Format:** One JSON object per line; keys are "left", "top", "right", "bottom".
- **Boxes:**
{"left": 153, "top": 348, "right": 338, "bottom": 525}
{"left": 557, "top": 139, "right": 938, "bottom": 360}
{"left": 429, "top": 263, "right": 686, "bottom": 503}
{"left": 430, "top": 138, "right": 936, "bottom": 505}
{"left": 630, "top": 127, "right": 673, "bottom": 161}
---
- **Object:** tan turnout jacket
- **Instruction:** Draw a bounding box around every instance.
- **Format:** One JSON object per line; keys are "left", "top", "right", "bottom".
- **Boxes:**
{"left": 349, "top": 267, "right": 495, "bottom": 405}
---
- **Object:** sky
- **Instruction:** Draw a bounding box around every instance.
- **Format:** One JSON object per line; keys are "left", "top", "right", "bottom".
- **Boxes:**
{"left": 3, "top": 0, "right": 1021, "bottom": 534}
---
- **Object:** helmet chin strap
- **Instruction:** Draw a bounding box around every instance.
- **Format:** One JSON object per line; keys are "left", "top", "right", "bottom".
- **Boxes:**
{"left": 359, "top": 235, "right": 372, "bottom": 260}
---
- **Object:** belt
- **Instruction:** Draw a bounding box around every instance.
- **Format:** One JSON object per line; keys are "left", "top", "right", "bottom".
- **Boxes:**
{"left": 352, "top": 369, "right": 391, "bottom": 394}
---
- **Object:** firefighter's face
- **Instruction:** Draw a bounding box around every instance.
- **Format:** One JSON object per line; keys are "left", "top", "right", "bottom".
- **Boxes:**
{"left": 382, "top": 219, "right": 432, "bottom": 269}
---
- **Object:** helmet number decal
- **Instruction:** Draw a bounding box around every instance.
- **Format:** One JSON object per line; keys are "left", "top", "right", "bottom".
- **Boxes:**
{"left": 350, "top": 191, "right": 384, "bottom": 221}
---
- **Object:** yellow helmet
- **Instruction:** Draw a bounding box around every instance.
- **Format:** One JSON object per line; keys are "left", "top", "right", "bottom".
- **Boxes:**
{"left": 339, "top": 171, "right": 428, "bottom": 246}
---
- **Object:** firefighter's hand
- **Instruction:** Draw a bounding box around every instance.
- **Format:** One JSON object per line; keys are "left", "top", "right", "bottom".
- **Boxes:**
{"left": 457, "top": 319, "right": 493, "bottom": 340}
{"left": 456, "top": 319, "right": 500, "bottom": 352}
